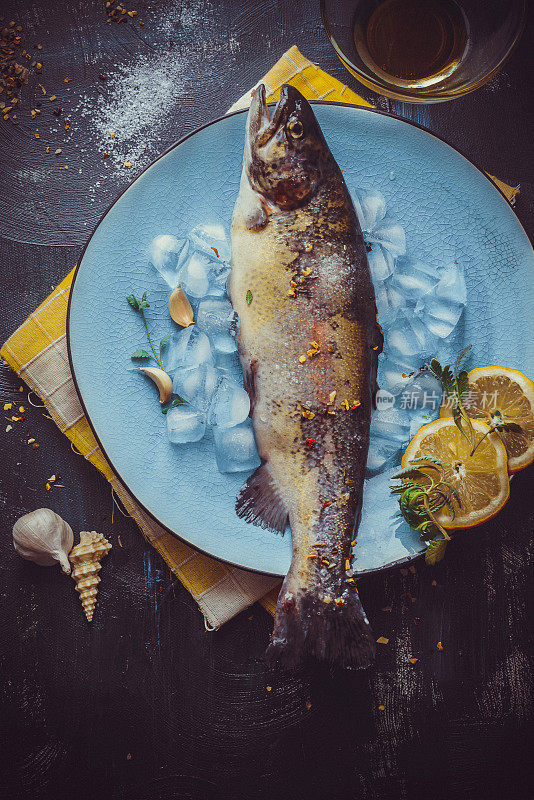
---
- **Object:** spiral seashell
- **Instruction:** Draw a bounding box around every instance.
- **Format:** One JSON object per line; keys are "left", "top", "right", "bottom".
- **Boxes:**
{"left": 69, "top": 531, "right": 112, "bottom": 622}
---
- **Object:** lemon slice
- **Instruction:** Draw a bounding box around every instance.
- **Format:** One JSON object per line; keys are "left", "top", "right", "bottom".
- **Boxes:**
{"left": 401, "top": 418, "right": 509, "bottom": 529}
{"left": 440, "top": 366, "right": 534, "bottom": 473}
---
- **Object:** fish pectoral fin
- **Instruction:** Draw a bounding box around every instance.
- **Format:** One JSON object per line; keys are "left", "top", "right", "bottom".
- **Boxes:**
{"left": 243, "top": 192, "right": 270, "bottom": 231}
{"left": 235, "top": 462, "right": 289, "bottom": 534}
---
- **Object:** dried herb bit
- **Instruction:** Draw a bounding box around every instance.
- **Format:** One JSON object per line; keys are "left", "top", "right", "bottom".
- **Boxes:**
{"left": 246, "top": 289, "right": 253, "bottom": 305}
{"left": 390, "top": 458, "right": 459, "bottom": 564}
{"left": 126, "top": 291, "right": 164, "bottom": 370}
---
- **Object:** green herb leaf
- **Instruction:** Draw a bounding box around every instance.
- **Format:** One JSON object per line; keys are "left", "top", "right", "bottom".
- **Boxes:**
{"left": 456, "top": 370, "right": 470, "bottom": 402}
{"left": 142, "top": 290, "right": 147, "bottom": 302}
{"left": 161, "top": 397, "right": 184, "bottom": 414}
{"left": 160, "top": 334, "right": 171, "bottom": 353}
{"left": 246, "top": 290, "right": 253, "bottom": 305}
{"left": 454, "top": 345, "right": 472, "bottom": 377}
{"left": 131, "top": 349, "right": 151, "bottom": 360}
{"left": 127, "top": 294, "right": 140, "bottom": 310}
{"left": 425, "top": 537, "right": 448, "bottom": 565}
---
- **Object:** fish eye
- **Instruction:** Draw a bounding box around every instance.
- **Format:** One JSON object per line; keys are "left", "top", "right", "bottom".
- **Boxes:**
{"left": 287, "top": 118, "right": 304, "bottom": 139}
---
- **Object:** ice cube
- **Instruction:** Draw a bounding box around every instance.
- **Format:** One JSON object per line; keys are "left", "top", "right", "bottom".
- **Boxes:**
{"left": 214, "top": 418, "right": 261, "bottom": 473}
{"left": 196, "top": 297, "right": 239, "bottom": 353}
{"left": 162, "top": 326, "right": 214, "bottom": 373}
{"left": 167, "top": 404, "right": 206, "bottom": 443}
{"left": 415, "top": 261, "right": 467, "bottom": 338}
{"left": 149, "top": 234, "right": 187, "bottom": 288}
{"left": 188, "top": 221, "right": 231, "bottom": 263}
{"left": 172, "top": 362, "right": 219, "bottom": 410}
{"left": 387, "top": 308, "right": 436, "bottom": 358}
{"left": 207, "top": 376, "right": 250, "bottom": 428}
{"left": 367, "top": 243, "right": 394, "bottom": 282}
{"left": 390, "top": 256, "right": 441, "bottom": 301}
{"left": 179, "top": 251, "right": 212, "bottom": 299}
{"left": 374, "top": 278, "right": 404, "bottom": 327}
{"left": 354, "top": 188, "right": 387, "bottom": 233}
{"left": 366, "top": 408, "right": 410, "bottom": 473}
{"left": 378, "top": 351, "right": 421, "bottom": 396}
{"left": 208, "top": 263, "right": 232, "bottom": 297}
{"left": 368, "top": 217, "right": 406, "bottom": 258}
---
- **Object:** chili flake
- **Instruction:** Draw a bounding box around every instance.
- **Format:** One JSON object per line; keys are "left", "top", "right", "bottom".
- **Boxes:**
{"left": 350, "top": 402, "right": 361, "bottom": 410}
{"left": 211, "top": 247, "right": 219, "bottom": 258}
{"left": 305, "top": 700, "right": 312, "bottom": 710}
{"left": 3, "top": 403, "right": 12, "bottom": 411}
{"left": 345, "top": 577, "right": 354, "bottom": 584}
{"left": 266, "top": 685, "right": 272, "bottom": 692}
{"left": 376, "top": 636, "right": 389, "bottom": 645}
{"left": 298, "top": 355, "right": 307, "bottom": 364}
{"left": 322, "top": 500, "right": 331, "bottom": 509}
{"left": 408, "top": 657, "right": 419, "bottom": 664}
{"left": 19, "top": 406, "right": 25, "bottom": 413}
{"left": 64, "top": 77, "right": 72, "bottom": 83}
{"left": 436, "top": 641, "right": 444, "bottom": 651}
{"left": 32, "top": 442, "right": 39, "bottom": 449}
{"left": 335, "top": 598, "right": 344, "bottom": 607}
{"left": 350, "top": 540, "right": 357, "bottom": 547}
{"left": 378, "top": 705, "right": 385, "bottom": 711}
{"left": 305, "top": 437, "right": 315, "bottom": 447}
{"left": 302, "top": 409, "right": 315, "bottom": 420}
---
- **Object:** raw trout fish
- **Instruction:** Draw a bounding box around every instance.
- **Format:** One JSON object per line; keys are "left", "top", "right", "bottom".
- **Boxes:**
{"left": 229, "top": 84, "right": 383, "bottom": 669}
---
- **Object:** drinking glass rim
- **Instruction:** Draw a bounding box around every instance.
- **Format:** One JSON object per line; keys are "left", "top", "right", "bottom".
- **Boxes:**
{"left": 319, "top": 0, "right": 527, "bottom": 103}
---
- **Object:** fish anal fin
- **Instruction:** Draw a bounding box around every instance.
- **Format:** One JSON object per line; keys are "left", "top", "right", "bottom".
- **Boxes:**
{"left": 235, "top": 462, "right": 288, "bottom": 534}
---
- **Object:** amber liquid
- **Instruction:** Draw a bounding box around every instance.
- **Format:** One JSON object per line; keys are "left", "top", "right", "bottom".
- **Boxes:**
{"left": 354, "top": 0, "right": 469, "bottom": 88}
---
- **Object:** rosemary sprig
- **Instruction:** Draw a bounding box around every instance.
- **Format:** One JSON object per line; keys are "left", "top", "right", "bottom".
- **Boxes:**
{"left": 420, "top": 345, "right": 521, "bottom": 455}
{"left": 390, "top": 458, "right": 459, "bottom": 564}
{"left": 126, "top": 291, "right": 165, "bottom": 371}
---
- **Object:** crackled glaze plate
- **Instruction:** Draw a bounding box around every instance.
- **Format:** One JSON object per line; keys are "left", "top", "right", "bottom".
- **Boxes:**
{"left": 68, "top": 104, "right": 534, "bottom": 576}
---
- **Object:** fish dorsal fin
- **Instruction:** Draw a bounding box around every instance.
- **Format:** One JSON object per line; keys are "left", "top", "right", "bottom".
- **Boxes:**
{"left": 235, "top": 463, "right": 289, "bottom": 534}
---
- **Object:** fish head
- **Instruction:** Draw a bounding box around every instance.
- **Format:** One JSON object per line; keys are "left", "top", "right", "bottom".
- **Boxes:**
{"left": 244, "top": 84, "right": 330, "bottom": 210}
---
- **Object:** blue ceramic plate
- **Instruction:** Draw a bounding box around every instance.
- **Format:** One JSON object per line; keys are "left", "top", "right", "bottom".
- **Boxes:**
{"left": 68, "top": 104, "right": 534, "bottom": 576}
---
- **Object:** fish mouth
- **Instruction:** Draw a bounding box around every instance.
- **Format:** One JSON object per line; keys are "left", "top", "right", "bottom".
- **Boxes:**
{"left": 248, "top": 83, "right": 297, "bottom": 147}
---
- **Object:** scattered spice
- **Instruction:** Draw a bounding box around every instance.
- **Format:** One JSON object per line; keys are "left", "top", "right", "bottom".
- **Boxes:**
{"left": 302, "top": 409, "right": 315, "bottom": 420}
{"left": 64, "top": 76, "right": 72, "bottom": 83}
{"left": 123, "top": 161, "right": 133, "bottom": 167}
{"left": 431, "top": 579, "right": 437, "bottom": 586}
{"left": 376, "top": 636, "right": 389, "bottom": 645}
{"left": 48, "top": 94, "right": 56, "bottom": 101}
{"left": 266, "top": 685, "right": 272, "bottom": 692}
{"left": 246, "top": 290, "right": 253, "bottom": 305}
{"left": 382, "top": 605, "right": 392, "bottom": 612}
{"left": 305, "top": 700, "right": 312, "bottom": 710}
{"left": 350, "top": 539, "right": 356, "bottom": 547}
{"left": 305, "top": 437, "right": 315, "bottom": 448}
{"left": 436, "top": 641, "right": 444, "bottom": 651}
{"left": 3, "top": 403, "right": 12, "bottom": 410}
{"left": 298, "top": 355, "right": 307, "bottom": 364}
{"left": 378, "top": 705, "right": 385, "bottom": 711}
{"left": 211, "top": 247, "right": 219, "bottom": 258}
{"left": 334, "top": 598, "right": 344, "bottom": 607}
{"left": 322, "top": 500, "right": 331, "bottom": 509}
{"left": 408, "top": 657, "right": 419, "bottom": 664}
{"left": 32, "top": 442, "right": 39, "bottom": 449}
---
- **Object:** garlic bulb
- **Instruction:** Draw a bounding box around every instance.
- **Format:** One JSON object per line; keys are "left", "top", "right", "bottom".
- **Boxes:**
{"left": 13, "top": 508, "right": 74, "bottom": 574}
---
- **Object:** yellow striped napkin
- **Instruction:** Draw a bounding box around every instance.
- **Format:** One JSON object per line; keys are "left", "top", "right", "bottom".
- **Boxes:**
{"left": 1, "top": 46, "right": 519, "bottom": 629}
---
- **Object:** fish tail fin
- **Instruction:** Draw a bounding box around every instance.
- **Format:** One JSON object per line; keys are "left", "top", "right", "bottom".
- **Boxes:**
{"left": 266, "top": 574, "right": 376, "bottom": 670}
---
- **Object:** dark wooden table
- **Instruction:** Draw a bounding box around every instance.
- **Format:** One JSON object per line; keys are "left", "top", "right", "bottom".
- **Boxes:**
{"left": 1, "top": 3, "right": 533, "bottom": 799}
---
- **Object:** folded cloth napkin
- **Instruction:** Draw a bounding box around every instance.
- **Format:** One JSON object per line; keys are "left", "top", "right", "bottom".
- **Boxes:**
{"left": 1, "top": 46, "right": 519, "bottom": 630}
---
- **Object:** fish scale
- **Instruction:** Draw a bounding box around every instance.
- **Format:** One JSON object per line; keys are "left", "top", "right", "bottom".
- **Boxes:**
{"left": 229, "top": 84, "right": 382, "bottom": 669}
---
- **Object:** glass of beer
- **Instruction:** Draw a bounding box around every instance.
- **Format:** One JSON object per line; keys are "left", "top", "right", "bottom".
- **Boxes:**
{"left": 320, "top": 0, "right": 526, "bottom": 102}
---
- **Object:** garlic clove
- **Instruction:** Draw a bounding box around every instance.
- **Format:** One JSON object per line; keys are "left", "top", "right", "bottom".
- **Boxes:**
{"left": 69, "top": 531, "right": 112, "bottom": 622}
{"left": 139, "top": 367, "right": 173, "bottom": 403}
{"left": 168, "top": 285, "right": 194, "bottom": 327}
{"left": 13, "top": 508, "right": 74, "bottom": 574}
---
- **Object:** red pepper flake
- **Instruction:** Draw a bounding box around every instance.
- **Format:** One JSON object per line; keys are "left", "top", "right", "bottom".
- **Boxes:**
{"left": 436, "top": 641, "right": 444, "bottom": 651}
{"left": 350, "top": 539, "right": 356, "bottom": 547}
{"left": 408, "top": 657, "right": 419, "bottom": 664}
{"left": 32, "top": 442, "right": 39, "bottom": 449}
{"left": 378, "top": 705, "right": 385, "bottom": 711}
{"left": 345, "top": 558, "right": 351, "bottom": 571}
{"left": 366, "top": 243, "right": 372, "bottom": 252}
{"left": 345, "top": 577, "right": 354, "bottom": 584}
{"left": 211, "top": 246, "right": 219, "bottom": 258}
{"left": 38, "top": 83, "right": 46, "bottom": 95}
{"left": 413, "top": 618, "right": 420, "bottom": 626}
{"left": 305, "top": 700, "right": 312, "bottom": 710}
{"left": 305, "top": 437, "right": 315, "bottom": 448}
{"left": 376, "top": 636, "right": 389, "bottom": 645}
{"left": 64, "top": 77, "right": 72, "bottom": 83}
{"left": 334, "top": 598, "right": 344, "bottom": 606}
{"left": 321, "top": 558, "right": 330, "bottom": 566}
{"left": 322, "top": 500, "right": 331, "bottom": 509}
{"left": 350, "top": 402, "right": 361, "bottom": 410}
{"left": 103, "top": 153, "right": 110, "bottom": 158}
{"left": 46, "top": 482, "right": 51, "bottom": 491}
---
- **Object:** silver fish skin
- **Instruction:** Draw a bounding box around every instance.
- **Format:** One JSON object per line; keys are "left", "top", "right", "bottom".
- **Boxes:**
{"left": 229, "top": 84, "right": 382, "bottom": 669}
